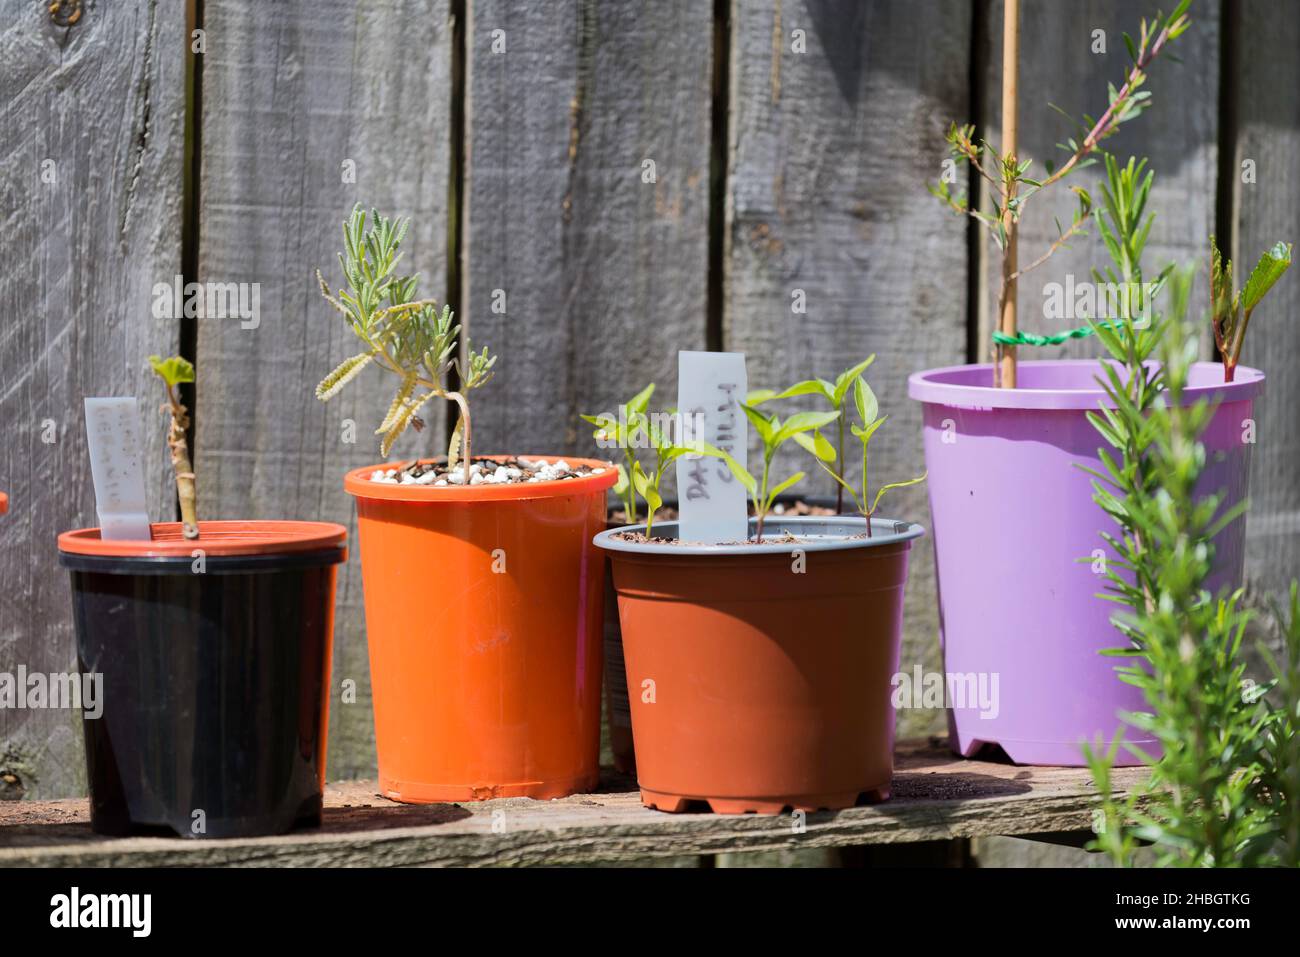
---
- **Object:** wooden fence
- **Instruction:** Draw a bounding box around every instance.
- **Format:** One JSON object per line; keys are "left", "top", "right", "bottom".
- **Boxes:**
{"left": 1, "top": 0, "right": 1296, "bottom": 799}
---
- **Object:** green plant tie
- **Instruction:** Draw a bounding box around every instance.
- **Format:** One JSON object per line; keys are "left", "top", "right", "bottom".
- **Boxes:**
{"left": 993, "top": 317, "right": 1147, "bottom": 347}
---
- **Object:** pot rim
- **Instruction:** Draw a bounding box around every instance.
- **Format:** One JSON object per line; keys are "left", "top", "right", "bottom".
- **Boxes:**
{"left": 58, "top": 520, "right": 347, "bottom": 558}
{"left": 594, "top": 515, "right": 924, "bottom": 555}
{"left": 345, "top": 454, "right": 617, "bottom": 502}
{"left": 908, "top": 359, "right": 1263, "bottom": 410}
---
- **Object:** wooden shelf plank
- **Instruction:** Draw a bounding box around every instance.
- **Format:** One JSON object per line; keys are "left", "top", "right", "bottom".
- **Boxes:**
{"left": 0, "top": 741, "right": 1145, "bottom": 867}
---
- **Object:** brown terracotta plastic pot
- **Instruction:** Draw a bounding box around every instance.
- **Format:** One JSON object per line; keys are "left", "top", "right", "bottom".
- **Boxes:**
{"left": 595, "top": 515, "right": 923, "bottom": 814}
{"left": 601, "top": 515, "right": 637, "bottom": 776}
{"left": 345, "top": 455, "right": 617, "bottom": 803}
{"left": 601, "top": 494, "right": 839, "bottom": 778}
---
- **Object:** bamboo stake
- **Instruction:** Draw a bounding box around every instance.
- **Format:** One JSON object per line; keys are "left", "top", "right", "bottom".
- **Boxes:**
{"left": 997, "top": 0, "right": 1020, "bottom": 389}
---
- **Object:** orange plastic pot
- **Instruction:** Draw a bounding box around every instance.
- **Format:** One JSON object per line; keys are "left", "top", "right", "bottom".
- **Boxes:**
{"left": 595, "top": 515, "right": 923, "bottom": 814}
{"left": 345, "top": 455, "right": 617, "bottom": 802}
{"left": 0, "top": 491, "right": 7, "bottom": 514}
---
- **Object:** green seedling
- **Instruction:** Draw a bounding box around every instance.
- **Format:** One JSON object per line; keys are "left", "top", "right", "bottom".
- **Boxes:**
{"left": 1210, "top": 236, "right": 1292, "bottom": 382}
{"left": 149, "top": 354, "right": 199, "bottom": 539}
{"left": 748, "top": 356, "right": 876, "bottom": 513}
{"left": 580, "top": 383, "right": 655, "bottom": 523}
{"left": 632, "top": 413, "right": 723, "bottom": 538}
{"left": 316, "top": 205, "right": 497, "bottom": 484}
{"left": 581, "top": 385, "right": 722, "bottom": 537}
{"left": 816, "top": 377, "right": 927, "bottom": 537}
{"left": 715, "top": 404, "right": 841, "bottom": 543}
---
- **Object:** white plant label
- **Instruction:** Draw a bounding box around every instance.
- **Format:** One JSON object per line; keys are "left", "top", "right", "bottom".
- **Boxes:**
{"left": 676, "top": 350, "right": 748, "bottom": 543}
{"left": 84, "top": 397, "right": 151, "bottom": 540}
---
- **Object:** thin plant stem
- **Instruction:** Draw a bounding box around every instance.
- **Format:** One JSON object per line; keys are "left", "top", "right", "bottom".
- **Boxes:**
{"left": 164, "top": 385, "right": 199, "bottom": 539}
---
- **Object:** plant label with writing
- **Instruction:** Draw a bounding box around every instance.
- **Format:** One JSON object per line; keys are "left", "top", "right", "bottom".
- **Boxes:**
{"left": 676, "top": 351, "right": 747, "bottom": 542}
{"left": 84, "top": 397, "right": 150, "bottom": 540}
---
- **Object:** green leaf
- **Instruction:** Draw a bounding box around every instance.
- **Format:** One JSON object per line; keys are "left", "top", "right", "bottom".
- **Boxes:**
{"left": 854, "top": 376, "right": 879, "bottom": 426}
{"left": 626, "top": 383, "right": 656, "bottom": 416}
{"left": 579, "top": 412, "right": 618, "bottom": 432}
{"left": 832, "top": 356, "right": 876, "bottom": 405}
{"left": 766, "top": 471, "right": 806, "bottom": 509}
{"left": 1240, "top": 242, "right": 1292, "bottom": 314}
{"left": 755, "top": 379, "right": 836, "bottom": 405}
{"left": 792, "top": 429, "right": 836, "bottom": 462}
{"left": 717, "top": 450, "right": 757, "bottom": 496}
{"left": 315, "top": 351, "right": 374, "bottom": 401}
{"left": 645, "top": 413, "right": 675, "bottom": 453}
{"left": 377, "top": 373, "right": 419, "bottom": 433}
{"left": 739, "top": 402, "right": 778, "bottom": 446}
{"left": 850, "top": 414, "right": 888, "bottom": 444}
{"left": 150, "top": 354, "right": 196, "bottom": 389}
{"left": 870, "top": 472, "right": 928, "bottom": 515}
{"left": 643, "top": 481, "right": 663, "bottom": 515}
{"left": 677, "top": 439, "right": 728, "bottom": 461}
{"left": 380, "top": 391, "right": 434, "bottom": 457}
{"left": 629, "top": 460, "right": 651, "bottom": 499}
{"left": 818, "top": 459, "right": 860, "bottom": 501}
{"left": 774, "top": 409, "right": 840, "bottom": 446}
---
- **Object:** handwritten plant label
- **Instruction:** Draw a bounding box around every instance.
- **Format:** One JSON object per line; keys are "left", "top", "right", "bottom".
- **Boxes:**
{"left": 84, "top": 397, "right": 151, "bottom": 540}
{"left": 676, "top": 351, "right": 748, "bottom": 543}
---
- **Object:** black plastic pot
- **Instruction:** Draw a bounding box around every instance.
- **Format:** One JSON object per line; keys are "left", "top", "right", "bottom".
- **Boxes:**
{"left": 57, "top": 521, "right": 346, "bottom": 839}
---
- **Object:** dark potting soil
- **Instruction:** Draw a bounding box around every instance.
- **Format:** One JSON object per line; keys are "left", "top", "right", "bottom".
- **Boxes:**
{"left": 606, "top": 499, "right": 837, "bottom": 525}
{"left": 370, "top": 456, "right": 607, "bottom": 487}
{"left": 611, "top": 528, "right": 871, "bottom": 547}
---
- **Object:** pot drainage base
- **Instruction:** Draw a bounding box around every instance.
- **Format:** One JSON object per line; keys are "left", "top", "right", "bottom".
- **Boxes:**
{"left": 640, "top": 786, "right": 890, "bottom": 815}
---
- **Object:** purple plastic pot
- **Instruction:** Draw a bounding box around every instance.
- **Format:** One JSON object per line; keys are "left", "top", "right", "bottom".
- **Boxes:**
{"left": 908, "top": 360, "right": 1263, "bottom": 766}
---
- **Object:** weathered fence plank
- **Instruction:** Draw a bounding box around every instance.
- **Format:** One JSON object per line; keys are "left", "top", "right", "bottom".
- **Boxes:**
{"left": 724, "top": 0, "right": 972, "bottom": 737}
{"left": 978, "top": 0, "right": 1221, "bottom": 357}
{"left": 195, "top": 0, "right": 453, "bottom": 781}
{"left": 463, "top": 0, "right": 713, "bottom": 453}
{"left": 1237, "top": 1, "right": 1300, "bottom": 616}
{"left": 0, "top": 0, "right": 187, "bottom": 798}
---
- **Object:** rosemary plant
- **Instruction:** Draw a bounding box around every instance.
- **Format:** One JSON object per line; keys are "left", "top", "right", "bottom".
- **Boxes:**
{"left": 1085, "top": 277, "right": 1300, "bottom": 866}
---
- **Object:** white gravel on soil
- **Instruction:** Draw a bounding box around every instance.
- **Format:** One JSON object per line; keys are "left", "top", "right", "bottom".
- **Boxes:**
{"left": 368, "top": 457, "right": 594, "bottom": 486}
